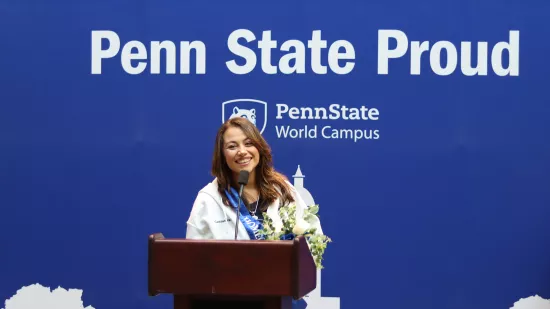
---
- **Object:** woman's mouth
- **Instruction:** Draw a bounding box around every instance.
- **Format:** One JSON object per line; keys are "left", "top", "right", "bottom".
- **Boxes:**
{"left": 236, "top": 158, "right": 251, "bottom": 166}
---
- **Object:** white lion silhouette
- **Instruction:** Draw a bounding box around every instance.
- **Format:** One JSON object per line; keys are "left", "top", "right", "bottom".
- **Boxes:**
{"left": 229, "top": 107, "right": 256, "bottom": 126}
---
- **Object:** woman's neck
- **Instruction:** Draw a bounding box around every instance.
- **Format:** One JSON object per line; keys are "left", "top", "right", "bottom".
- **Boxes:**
{"left": 234, "top": 170, "right": 258, "bottom": 198}
{"left": 233, "top": 170, "right": 256, "bottom": 188}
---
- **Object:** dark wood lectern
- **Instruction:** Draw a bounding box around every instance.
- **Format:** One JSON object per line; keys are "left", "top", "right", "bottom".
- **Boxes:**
{"left": 148, "top": 233, "right": 317, "bottom": 309}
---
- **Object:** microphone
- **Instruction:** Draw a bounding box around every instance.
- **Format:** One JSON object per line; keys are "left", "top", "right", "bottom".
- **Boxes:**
{"left": 235, "top": 170, "right": 249, "bottom": 240}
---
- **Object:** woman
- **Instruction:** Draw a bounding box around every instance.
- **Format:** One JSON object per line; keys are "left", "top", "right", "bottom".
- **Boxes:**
{"left": 186, "top": 117, "right": 323, "bottom": 240}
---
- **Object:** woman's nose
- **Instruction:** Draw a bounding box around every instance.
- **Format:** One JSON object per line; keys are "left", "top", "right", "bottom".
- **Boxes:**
{"left": 237, "top": 146, "right": 247, "bottom": 155}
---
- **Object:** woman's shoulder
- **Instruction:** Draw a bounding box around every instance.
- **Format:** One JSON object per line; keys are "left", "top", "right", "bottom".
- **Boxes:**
{"left": 283, "top": 178, "right": 294, "bottom": 187}
{"left": 269, "top": 177, "right": 294, "bottom": 193}
{"left": 282, "top": 179, "right": 298, "bottom": 192}
{"left": 191, "top": 178, "right": 224, "bottom": 214}
{"left": 197, "top": 178, "right": 221, "bottom": 198}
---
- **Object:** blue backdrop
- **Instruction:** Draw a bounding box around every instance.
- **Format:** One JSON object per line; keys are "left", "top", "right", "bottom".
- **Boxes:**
{"left": 1, "top": 1, "right": 550, "bottom": 309}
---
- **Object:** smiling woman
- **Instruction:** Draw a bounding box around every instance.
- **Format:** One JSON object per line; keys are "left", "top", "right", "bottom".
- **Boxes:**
{"left": 185, "top": 117, "right": 324, "bottom": 241}
{"left": 221, "top": 126, "right": 260, "bottom": 184}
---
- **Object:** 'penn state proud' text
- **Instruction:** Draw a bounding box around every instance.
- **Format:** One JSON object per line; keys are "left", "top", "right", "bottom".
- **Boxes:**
{"left": 90, "top": 29, "right": 520, "bottom": 77}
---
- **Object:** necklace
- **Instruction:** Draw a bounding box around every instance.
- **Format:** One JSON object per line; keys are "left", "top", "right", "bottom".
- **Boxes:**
{"left": 250, "top": 197, "right": 260, "bottom": 219}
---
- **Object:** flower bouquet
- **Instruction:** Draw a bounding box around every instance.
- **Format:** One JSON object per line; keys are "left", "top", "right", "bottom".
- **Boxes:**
{"left": 258, "top": 204, "right": 332, "bottom": 269}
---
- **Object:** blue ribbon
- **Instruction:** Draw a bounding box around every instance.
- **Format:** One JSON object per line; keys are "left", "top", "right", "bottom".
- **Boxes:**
{"left": 225, "top": 187, "right": 265, "bottom": 240}
{"left": 292, "top": 298, "right": 307, "bottom": 309}
{"left": 280, "top": 233, "right": 296, "bottom": 240}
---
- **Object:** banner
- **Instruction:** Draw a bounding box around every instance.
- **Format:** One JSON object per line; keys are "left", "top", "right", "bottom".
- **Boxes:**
{"left": 1, "top": 1, "right": 549, "bottom": 309}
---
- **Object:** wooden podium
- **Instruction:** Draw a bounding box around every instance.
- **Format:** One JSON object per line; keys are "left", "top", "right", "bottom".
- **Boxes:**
{"left": 148, "top": 233, "right": 317, "bottom": 309}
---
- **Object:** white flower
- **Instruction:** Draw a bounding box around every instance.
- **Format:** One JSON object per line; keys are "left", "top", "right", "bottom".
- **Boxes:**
{"left": 265, "top": 206, "right": 284, "bottom": 233}
{"left": 292, "top": 218, "right": 310, "bottom": 235}
{"left": 273, "top": 219, "right": 283, "bottom": 233}
{"left": 259, "top": 203, "right": 331, "bottom": 269}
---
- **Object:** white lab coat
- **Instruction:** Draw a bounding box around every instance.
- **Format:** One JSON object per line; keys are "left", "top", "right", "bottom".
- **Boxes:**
{"left": 186, "top": 178, "right": 323, "bottom": 240}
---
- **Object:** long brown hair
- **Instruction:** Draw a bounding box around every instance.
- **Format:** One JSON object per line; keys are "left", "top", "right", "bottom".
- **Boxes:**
{"left": 211, "top": 117, "right": 295, "bottom": 211}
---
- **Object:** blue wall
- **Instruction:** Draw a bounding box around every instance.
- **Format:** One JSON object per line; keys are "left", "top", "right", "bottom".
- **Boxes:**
{"left": 1, "top": 1, "right": 550, "bottom": 309}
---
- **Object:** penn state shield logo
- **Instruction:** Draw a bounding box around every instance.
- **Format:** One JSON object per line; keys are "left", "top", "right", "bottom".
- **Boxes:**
{"left": 222, "top": 99, "right": 268, "bottom": 134}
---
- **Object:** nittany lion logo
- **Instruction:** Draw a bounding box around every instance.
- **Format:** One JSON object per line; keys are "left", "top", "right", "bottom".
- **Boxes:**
{"left": 222, "top": 99, "right": 267, "bottom": 134}
{"left": 230, "top": 107, "right": 257, "bottom": 126}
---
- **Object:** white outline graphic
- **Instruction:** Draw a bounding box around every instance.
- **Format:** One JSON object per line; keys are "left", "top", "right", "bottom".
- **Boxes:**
{"left": 222, "top": 98, "right": 268, "bottom": 134}
{"left": 293, "top": 165, "right": 340, "bottom": 309}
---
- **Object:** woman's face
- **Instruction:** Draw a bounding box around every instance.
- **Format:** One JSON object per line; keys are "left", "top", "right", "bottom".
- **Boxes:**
{"left": 222, "top": 126, "right": 260, "bottom": 177}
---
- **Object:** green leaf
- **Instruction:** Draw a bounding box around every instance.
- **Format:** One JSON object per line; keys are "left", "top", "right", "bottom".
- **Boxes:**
{"left": 308, "top": 205, "right": 319, "bottom": 215}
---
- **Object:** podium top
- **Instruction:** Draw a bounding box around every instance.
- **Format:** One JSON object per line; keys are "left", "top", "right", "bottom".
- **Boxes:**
{"left": 148, "top": 233, "right": 316, "bottom": 299}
